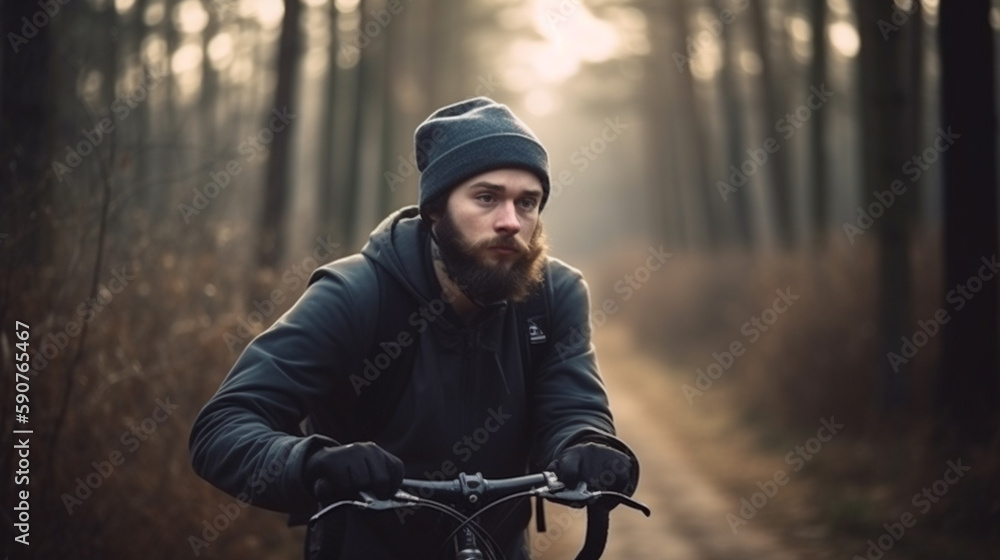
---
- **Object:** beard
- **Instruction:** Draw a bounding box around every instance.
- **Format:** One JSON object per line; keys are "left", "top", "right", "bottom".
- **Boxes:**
{"left": 433, "top": 211, "right": 549, "bottom": 304}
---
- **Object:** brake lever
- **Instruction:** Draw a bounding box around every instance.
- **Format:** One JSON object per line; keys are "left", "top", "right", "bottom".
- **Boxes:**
{"left": 538, "top": 482, "right": 651, "bottom": 517}
{"left": 589, "top": 490, "right": 652, "bottom": 517}
{"left": 311, "top": 491, "right": 418, "bottom": 521}
{"left": 538, "top": 481, "right": 591, "bottom": 508}
{"left": 355, "top": 490, "right": 421, "bottom": 511}
{"left": 310, "top": 498, "right": 368, "bottom": 524}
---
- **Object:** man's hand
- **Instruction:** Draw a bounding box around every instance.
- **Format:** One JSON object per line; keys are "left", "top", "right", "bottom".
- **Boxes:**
{"left": 547, "top": 442, "right": 634, "bottom": 494}
{"left": 304, "top": 442, "right": 404, "bottom": 502}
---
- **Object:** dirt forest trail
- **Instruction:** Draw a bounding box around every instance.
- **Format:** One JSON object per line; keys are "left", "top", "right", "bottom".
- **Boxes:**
{"left": 532, "top": 322, "right": 802, "bottom": 560}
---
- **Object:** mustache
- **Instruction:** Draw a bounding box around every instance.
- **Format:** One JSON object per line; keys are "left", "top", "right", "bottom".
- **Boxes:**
{"left": 472, "top": 236, "right": 529, "bottom": 253}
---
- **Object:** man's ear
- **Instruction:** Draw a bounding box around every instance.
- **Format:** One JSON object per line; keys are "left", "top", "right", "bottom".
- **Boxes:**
{"left": 422, "top": 199, "right": 446, "bottom": 227}
{"left": 421, "top": 209, "right": 438, "bottom": 229}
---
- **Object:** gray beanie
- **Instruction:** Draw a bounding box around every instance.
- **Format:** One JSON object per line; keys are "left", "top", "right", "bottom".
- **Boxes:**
{"left": 415, "top": 97, "right": 550, "bottom": 214}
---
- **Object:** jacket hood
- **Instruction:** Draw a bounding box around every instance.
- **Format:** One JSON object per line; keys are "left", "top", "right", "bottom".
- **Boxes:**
{"left": 360, "top": 205, "right": 436, "bottom": 305}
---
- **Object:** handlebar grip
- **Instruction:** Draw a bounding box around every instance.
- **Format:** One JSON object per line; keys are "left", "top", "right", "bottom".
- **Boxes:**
{"left": 400, "top": 478, "right": 462, "bottom": 496}
{"left": 482, "top": 473, "right": 549, "bottom": 497}
{"left": 574, "top": 504, "right": 611, "bottom": 560}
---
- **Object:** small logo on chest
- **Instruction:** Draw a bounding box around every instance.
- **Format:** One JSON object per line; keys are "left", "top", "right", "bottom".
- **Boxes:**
{"left": 527, "top": 319, "right": 546, "bottom": 344}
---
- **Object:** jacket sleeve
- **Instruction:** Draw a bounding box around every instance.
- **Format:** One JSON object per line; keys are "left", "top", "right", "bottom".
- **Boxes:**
{"left": 529, "top": 259, "right": 640, "bottom": 493}
{"left": 188, "top": 258, "right": 375, "bottom": 513}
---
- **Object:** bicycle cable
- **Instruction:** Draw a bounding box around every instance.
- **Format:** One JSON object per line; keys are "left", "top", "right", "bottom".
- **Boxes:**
{"left": 394, "top": 496, "right": 504, "bottom": 560}
{"left": 434, "top": 488, "right": 541, "bottom": 560}
{"left": 311, "top": 495, "right": 503, "bottom": 560}
{"left": 418, "top": 500, "right": 503, "bottom": 560}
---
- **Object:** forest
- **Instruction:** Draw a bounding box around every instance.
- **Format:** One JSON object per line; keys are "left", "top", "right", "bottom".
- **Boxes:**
{"left": 1, "top": 0, "right": 998, "bottom": 558}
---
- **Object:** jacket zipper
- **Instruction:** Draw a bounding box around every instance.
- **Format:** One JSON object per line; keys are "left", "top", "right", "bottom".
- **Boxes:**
{"left": 462, "top": 327, "right": 477, "bottom": 444}
{"left": 458, "top": 329, "right": 473, "bottom": 436}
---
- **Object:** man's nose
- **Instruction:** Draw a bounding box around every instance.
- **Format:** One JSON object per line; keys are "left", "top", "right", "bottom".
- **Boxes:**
{"left": 495, "top": 201, "right": 521, "bottom": 234}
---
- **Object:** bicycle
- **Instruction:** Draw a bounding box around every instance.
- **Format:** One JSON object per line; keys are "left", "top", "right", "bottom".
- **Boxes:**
{"left": 308, "top": 471, "right": 651, "bottom": 560}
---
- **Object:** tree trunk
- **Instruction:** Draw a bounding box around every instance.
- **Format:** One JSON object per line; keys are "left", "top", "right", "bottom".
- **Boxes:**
{"left": 318, "top": 2, "right": 342, "bottom": 234}
{"left": 668, "top": 0, "right": 718, "bottom": 251}
{"left": 257, "top": 0, "right": 302, "bottom": 270}
{"left": 938, "top": 0, "right": 999, "bottom": 446}
{"left": 378, "top": 18, "right": 398, "bottom": 218}
{"left": 642, "top": 6, "right": 684, "bottom": 248}
{"left": 200, "top": 5, "right": 221, "bottom": 156}
{"left": 748, "top": 0, "right": 794, "bottom": 249}
{"left": 341, "top": 0, "right": 371, "bottom": 248}
{"left": 0, "top": 0, "right": 57, "bottom": 529}
{"left": 809, "top": 0, "right": 828, "bottom": 245}
{"left": 856, "top": 0, "right": 919, "bottom": 423}
{"left": 713, "top": 0, "right": 753, "bottom": 248}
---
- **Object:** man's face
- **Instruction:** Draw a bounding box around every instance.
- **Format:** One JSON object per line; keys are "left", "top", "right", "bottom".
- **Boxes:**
{"left": 431, "top": 168, "right": 548, "bottom": 303}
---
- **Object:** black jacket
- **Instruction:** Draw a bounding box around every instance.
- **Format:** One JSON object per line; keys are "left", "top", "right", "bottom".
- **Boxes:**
{"left": 189, "top": 207, "right": 638, "bottom": 558}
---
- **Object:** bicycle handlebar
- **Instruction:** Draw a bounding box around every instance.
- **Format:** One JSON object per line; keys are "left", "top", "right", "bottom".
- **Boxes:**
{"left": 398, "top": 471, "right": 558, "bottom": 504}
{"left": 309, "top": 471, "right": 650, "bottom": 560}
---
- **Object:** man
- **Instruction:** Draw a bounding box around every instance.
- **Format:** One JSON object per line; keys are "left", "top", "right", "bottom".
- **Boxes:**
{"left": 189, "top": 97, "right": 639, "bottom": 559}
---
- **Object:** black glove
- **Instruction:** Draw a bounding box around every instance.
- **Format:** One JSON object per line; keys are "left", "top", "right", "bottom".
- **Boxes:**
{"left": 547, "top": 441, "right": 635, "bottom": 494}
{"left": 304, "top": 442, "right": 405, "bottom": 502}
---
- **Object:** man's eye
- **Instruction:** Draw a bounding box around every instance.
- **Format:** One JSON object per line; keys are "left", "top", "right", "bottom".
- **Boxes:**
{"left": 520, "top": 198, "right": 538, "bottom": 210}
{"left": 477, "top": 194, "right": 495, "bottom": 203}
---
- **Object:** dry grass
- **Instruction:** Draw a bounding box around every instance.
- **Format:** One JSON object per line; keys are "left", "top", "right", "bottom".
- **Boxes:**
{"left": 589, "top": 230, "right": 1000, "bottom": 560}
{"left": 4, "top": 211, "right": 306, "bottom": 559}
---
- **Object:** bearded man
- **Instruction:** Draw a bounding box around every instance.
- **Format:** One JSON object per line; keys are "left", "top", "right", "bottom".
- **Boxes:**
{"left": 189, "top": 97, "right": 639, "bottom": 559}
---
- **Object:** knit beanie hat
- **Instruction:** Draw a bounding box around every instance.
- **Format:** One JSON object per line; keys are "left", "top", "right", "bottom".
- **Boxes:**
{"left": 415, "top": 97, "right": 550, "bottom": 215}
